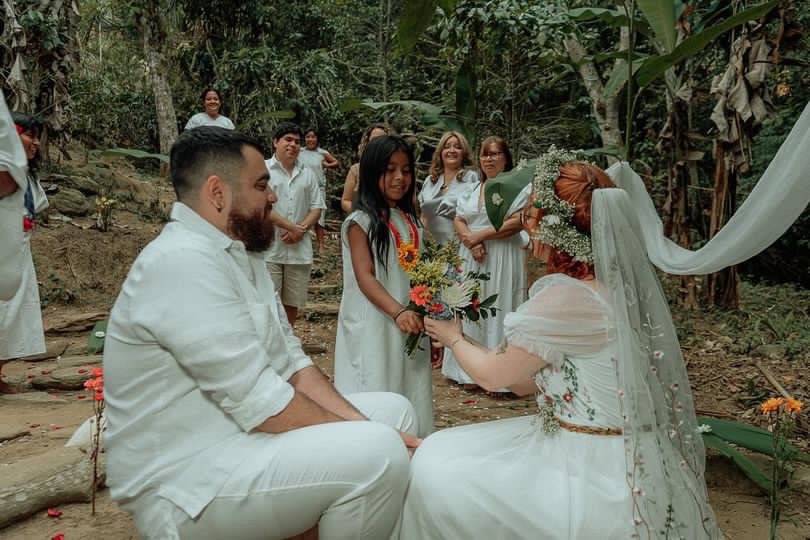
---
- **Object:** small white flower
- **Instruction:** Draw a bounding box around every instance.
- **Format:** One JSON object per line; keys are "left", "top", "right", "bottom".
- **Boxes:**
{"left": 491, "top": 193, "right": 504, "bottom": 206}
{"left": 440, "top": 281, "right": 475, "bottom": 310}
{"left": 542, "top": 214, "right": 561, "bottom": 226}
{"left": 697, "top": 424, "right": 712, "bottom": 434}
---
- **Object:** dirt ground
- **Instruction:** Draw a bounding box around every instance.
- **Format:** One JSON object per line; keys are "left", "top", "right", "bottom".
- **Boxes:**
{"left": 1, "top": 160, "right": 808, "bottom": 539}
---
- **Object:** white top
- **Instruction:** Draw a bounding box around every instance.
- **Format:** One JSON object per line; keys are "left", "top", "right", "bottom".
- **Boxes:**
{"left": 299, "top": 147, "right": 329, "bottom": 188}
{"left": 417, "top": 169, "right": 478, "bottom": 244}
{"left": 264, "top": 156, "right": 326, "bottom": 265}
{"left": 103, "top": 202, "right": 313, "bottom": 518}
{"left": 183, "top": 112, "right": 235, "bottom": 131}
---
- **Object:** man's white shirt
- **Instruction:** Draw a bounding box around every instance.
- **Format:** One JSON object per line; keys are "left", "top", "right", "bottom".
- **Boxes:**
{"left": 264, "top": 156, "right": 325, "bottom": 265}
{"left": 103, "top": 202, "right": 313, "bottom": 519}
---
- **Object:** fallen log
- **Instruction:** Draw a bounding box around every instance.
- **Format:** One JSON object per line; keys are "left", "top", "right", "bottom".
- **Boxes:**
{"left": 0, "top": 448, "right": 104, "bottom": 528}
{"left": 56, "top": 355, "right": 103, "bottom": 369}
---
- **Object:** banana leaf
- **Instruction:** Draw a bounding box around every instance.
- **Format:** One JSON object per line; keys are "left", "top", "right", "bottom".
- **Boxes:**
{"left": 87, "top": 319, "right": 108, "bottom": 354}
{"left": 703, "top": 433, "right": 772, "bottom": 494}
{"left": 483, "top": 160, "right": 538, "bottom": 231}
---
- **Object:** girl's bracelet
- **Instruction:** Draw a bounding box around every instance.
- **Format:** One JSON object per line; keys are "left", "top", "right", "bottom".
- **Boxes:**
{"left": 393, "top": 307, "right": 408, "bottom": 321}
{"left": 448, "top": 335, "right": 464, "bottom": 349}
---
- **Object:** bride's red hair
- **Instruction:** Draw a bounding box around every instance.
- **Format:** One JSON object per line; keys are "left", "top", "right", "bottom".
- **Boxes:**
{"left": 544, "top": 162, "right": 614, "bottom": 279}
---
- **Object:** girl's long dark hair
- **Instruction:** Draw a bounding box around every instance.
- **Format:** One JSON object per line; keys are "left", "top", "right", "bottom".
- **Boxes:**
{"left": 11, "top": 112, "right": 42, "bottom": 172}
{"left": 355, "top": 135, "right": 419, "bottom": 272}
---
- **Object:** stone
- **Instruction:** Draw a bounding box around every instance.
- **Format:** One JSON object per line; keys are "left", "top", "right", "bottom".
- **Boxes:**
{"left": 0, "top": 392, "right": 68, "bottom": 404}
{"left": 66, "top": 175, "right": 102, "bottom": 195}
{"left": 303, "top": 303, "right": 340, "bottom": 320}
{"left": 23, "top": 340, "right": 71, "bottom": 362}
{"left": 793, "top": 463, "right": 810, "bottom": 495}
{"left": 302, "top": 343, "right": 327, "bottom": 355}
{"left": 0, "top": 427, "right": 30, "bottom": 443}
{"left": 56, "top": 355, "right": 102, "bottom": 369}
{"left": 30, "top": 367, "right": 93, "bottom": 391}
{"left": 44, "top": 311, "right": 107, "bottom": 334}
{"left": 48, "top": 187, "right": 91, "bottom": 217}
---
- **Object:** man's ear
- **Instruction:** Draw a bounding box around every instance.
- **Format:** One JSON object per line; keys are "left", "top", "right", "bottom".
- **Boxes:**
{"left": 201, "top": 174, "right": 228, "bottom": 212}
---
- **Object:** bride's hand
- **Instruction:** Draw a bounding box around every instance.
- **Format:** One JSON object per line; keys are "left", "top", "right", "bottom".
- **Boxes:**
{"left": 424, "top": 317, "right": 462, "bottom": 348}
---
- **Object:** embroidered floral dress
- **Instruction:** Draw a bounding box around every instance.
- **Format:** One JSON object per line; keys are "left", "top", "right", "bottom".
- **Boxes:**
{"left": 334, "top": 209, "right": 432, "bottom": 437}
{"left": 399, "top": 275, "right": 638, "bottom": 539}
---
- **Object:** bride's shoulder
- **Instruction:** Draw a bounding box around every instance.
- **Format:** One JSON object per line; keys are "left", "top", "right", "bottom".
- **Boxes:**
{"left": 524, "top": 274, "right": 610, "bottom": 310}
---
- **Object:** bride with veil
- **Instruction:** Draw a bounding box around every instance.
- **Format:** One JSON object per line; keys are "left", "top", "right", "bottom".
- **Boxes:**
{"left": 398, "top": 104, "right": 810, "bottom": 539}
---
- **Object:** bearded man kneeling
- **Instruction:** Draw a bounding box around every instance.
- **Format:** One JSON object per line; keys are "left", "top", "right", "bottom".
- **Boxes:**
{"left": 103, "top": 127, "right": 420, "bottom": 540}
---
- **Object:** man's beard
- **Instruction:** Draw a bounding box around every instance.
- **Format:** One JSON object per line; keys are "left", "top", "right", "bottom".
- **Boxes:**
{"left": 228, "top": 206, "right": 275, "bottom": 252}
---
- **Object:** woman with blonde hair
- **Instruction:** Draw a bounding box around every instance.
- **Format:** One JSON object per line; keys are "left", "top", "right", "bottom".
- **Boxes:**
{"left": 399, "top": 154, "right": 722, "bottom": 539}
{"left": 445, "top": 136, "right": 528, "bottom": 389}
{"left": 340, "top": 123, "right": 390, "bottom": 213}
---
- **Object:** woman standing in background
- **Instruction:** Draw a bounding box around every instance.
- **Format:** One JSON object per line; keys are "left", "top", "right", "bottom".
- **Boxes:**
{"left": 341, "top": 123, "right": 389, "bottom": 213}
{"left": 300, "top": 128, "right": 339, "bottom": 250}
{"left": 184, "top": 88, "right": 235, "bottom": 131}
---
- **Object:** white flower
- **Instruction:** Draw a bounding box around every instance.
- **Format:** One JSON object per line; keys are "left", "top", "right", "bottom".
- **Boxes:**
{"left": 542, "top": 214, "right": 561, "bottom": 226}
{"left": 697, "top": 424, "right": 712, "bottom": 434}
{"left": 491, "top": 193, "right": 504, "bottom": 206}
{"left": 439, "top": 281, "right": 476, "bottom": 310}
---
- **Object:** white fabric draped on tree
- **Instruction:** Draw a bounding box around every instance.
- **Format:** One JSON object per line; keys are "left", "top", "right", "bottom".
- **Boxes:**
{"left": 606, "top": 101, "right": 810, "bottom": 275}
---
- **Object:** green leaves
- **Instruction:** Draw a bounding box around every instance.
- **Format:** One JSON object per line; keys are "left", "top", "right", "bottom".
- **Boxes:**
{"left": 698, "top": 416, "right": 810, "bottom": 462}
{"left": 455, "top": 58, "right": 477, "bottom": 141}
{"left": 703, "top": 433, "right": 772, "bottom": 493}
{"left": 635, "top": 1, "right": 777, "bottom": 88}
{"left": 483, "top": 160, "right": 537, "bottom": 230}
{"left": 637, "top": 0, "right": 677, "bottom": 52}
{"left": 395, "top": 0, "right": 457, "bottom": 53}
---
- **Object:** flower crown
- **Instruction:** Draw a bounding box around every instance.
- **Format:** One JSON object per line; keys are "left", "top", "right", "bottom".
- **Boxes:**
{"left": 530, "top": 146, "right": 594, "bottom": 264}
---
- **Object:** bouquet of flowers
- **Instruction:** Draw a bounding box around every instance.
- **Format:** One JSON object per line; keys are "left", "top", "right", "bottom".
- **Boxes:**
{"left": 399, "top": 240, "right": 498, "bottom": 355}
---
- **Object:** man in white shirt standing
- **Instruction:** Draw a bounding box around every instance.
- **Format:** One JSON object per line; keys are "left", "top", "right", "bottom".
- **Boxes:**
{"left": 103, "top": 127, "right": 420, "bottom": 540}
{"left": 266, "top": 122, "right": 325, "bottom": 326}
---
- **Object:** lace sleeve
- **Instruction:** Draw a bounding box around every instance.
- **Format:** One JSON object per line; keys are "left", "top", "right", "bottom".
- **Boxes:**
{"left": 503, "top": 275, "right": 611, "bottom": 370}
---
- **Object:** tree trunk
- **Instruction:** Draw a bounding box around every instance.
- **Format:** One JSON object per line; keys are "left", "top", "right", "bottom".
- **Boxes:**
{"left": 0, "top": 448, "right": 103, "bottom": 528}
{"left": 707, "top": 143, "right": 740, "bottom": 308}
{"left": 141, "top": 2, "right": 178, "bottom": 170}
{"left": 564, "top": 35, "right": 622, "bottom": 163}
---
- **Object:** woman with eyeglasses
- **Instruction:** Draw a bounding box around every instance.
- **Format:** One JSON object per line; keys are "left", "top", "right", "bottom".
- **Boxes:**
{"left": 444, "top": 136, "right": 530, "bottom": 391}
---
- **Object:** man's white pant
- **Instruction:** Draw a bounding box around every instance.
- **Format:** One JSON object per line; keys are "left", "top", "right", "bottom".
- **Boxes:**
{"left": 129, "top": 392, "right": 417, "bottom": 540}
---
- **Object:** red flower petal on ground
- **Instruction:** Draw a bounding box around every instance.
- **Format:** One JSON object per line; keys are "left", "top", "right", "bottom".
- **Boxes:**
{"left": 52, "top": 534, "right": 65, "bottom": 540}
{"left": 77, "top": 369, "right": 87, "bottom": 374}
{"left": 77, "top": 394, "right": 86, "bottom": 399}
{"left": 462, "top": 399, "right": 477, "bottom": 405}
{"left": 91, "top": 367, "right": 103, "bottom": 378}
{"left": 47, "top": 508, "right": 63, "bottom": 518}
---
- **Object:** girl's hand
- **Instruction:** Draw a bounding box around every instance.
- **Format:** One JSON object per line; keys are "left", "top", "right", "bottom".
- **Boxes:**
{"left": 460, "top": 231, "right": 477, "bottom": 249}
{"left": 424, "top": 317, "right": 462, "bottom": 348}
{"left": 396, "top": 310, "right": 424, "bottom": 335}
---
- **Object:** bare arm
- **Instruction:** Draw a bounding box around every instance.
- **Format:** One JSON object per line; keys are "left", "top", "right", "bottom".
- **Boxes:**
{"left": 341, "top": 166, "right": 358, "bottom": 213}
{"left": 270, "top": 209, "right": 300, "bottom": 232}
{"left": 509, "top": 379, "right": 539, "bottom": 397}
{"left": 322, "top": 152, "right": 340, "bottom": 170}
{"left": 254, "top": 391, "right": 345, "bottom": 433}
{"left": 348, "top": 223, "right": 423, "bottom": 335}
{"left": 0, "top": 171, "right": 17, "bottom": 198}
{"left": 425, "top": 318, "right": 545, "bottom": 391}
{"left": 469, "top": 213, "right": 523, "bottom": 244}
{"left": 299, "top": 208, "right": 322, "bottom": 230}
{"left": 290, "top": 365, "right": 366, "bottom": 421}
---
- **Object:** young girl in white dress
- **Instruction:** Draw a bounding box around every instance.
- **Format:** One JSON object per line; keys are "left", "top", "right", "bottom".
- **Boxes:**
{"left": 399, "top": 159, "right": 721, "bottom": 539}
{"left": 334, "top": 135, "right": 432, "bottom": 437}
{"left": 445, "top": 136, "right": 530, "bottom": 389}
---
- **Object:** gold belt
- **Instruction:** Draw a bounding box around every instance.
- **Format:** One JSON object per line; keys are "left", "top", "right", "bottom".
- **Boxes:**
{"left": 558, "top": 418, "right": 623, "bottom": 436}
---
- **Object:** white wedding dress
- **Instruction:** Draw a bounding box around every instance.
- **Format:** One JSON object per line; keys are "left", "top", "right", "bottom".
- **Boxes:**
{"left": 399, "top": 274, "right": 710, "bottom": 539}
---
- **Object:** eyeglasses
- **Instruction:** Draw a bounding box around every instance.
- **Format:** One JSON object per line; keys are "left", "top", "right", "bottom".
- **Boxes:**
{"left": 480, "top": 152, "right": 504, "bottom": 161}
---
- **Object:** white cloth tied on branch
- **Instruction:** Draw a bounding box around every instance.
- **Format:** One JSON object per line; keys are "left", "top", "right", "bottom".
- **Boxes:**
{"left": 606, "top": 101, "right": 810, "bottom": 275}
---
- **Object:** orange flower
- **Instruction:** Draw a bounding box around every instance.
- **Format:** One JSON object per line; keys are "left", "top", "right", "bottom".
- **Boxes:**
{"left": 760, "top": 397, "right": 785, "bottom": 414}
{"left": 409, "top": 284, "right": 432, "bottom": 307}
{"left": 91, "top": 367, "right": 103, "bottom": 378}
{"left": 398, "top": 242, "right": 419, "bottom": 271}
{"left": 785, "top": 398, "right": 803, "bottom": 414}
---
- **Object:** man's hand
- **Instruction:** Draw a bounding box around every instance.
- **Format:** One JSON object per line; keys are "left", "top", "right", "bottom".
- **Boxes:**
{"left": 281, "top": 224, "right": 307, "bottom": 244}
{"left": 459, "top": 230, "right": 478, "bottom": 249}
{"left": 399, "top": 431, "right": 422, "bottom": 457}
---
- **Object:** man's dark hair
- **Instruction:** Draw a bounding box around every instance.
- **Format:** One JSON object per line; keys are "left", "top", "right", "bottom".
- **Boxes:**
{"left": 169, "top": 127, "right": 265, "bottom": 201}
{"left": 11, "top": 112, "right": 43, "bottom": 171}
{"left": 273, "top": 122, "right": 304, "bottom": 141}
